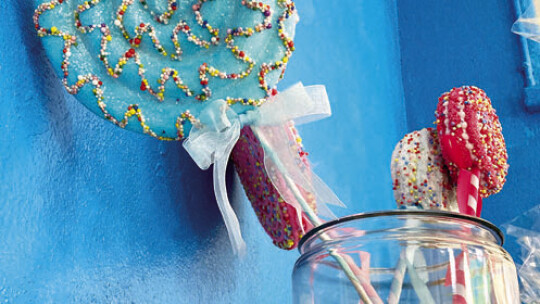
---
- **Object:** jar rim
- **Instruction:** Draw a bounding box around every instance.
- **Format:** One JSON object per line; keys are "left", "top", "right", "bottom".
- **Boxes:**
{"left": 298, "top": 210, "right": 504, "bottom": 252}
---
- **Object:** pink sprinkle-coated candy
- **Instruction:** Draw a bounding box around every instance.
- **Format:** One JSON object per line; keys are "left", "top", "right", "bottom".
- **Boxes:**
{"left": 435, "top": 86, "right": 508, "bottom": 198}
{"left": 231, "top": 125, "right": 315, "bottom": 250}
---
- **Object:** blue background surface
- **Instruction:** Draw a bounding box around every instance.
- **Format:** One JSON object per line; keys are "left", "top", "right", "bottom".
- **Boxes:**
{"left": 0, "top": 0, "right": 535, "bottom": 303}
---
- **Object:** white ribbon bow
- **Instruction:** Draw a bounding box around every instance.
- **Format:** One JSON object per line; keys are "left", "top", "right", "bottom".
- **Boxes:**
{"left": 183, "top": 82, "right": 336, "bottom": 255}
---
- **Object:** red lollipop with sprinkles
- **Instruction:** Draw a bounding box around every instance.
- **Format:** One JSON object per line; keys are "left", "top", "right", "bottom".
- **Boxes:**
{"left": 435, "top": 86, "right": 509, "bottom": 216}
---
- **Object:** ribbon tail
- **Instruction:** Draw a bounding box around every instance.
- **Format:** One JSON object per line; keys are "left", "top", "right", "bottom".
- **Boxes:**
{"left": 254, "top": 124, "right": 317, "bottom": 233}
{"left": 260, "top": 137, "right": 307, "bottom": 234}
{"left": 309, "top": 172, "right": 346, "bottom": 220}
{"left": 254, "top": 122, "right": 346, "bottom": 229}
{"left": 213, "top": 145, "right": 247, "bottom": 256}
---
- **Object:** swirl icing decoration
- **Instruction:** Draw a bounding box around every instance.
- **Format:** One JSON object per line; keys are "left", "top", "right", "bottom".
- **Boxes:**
{"left": 33, "top": 0, "right": 297, "bottom": 140}
{"left": 33, "top": 0, "right": 342, "bottom": 255}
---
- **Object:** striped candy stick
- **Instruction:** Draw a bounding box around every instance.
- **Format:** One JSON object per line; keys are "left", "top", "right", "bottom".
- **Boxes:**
{"left": 446, "top": 249, "right": 474, "bottom": 304}
{"left": 387, "top": 252, "right": 407, "bottom": 304}
{"left": 326, "top": 229, "right": 384, "bottom": 303}
{"left": 456, "top": 168, "right": 482, "bottom": 217}
{"left": 341, "top": 251, "right": 383, "bottom": 303}
{"left": 438, "top": 134, "right": 483, "bottom": 217}
{"left": 447, "top": 250, "right": 492, "bottom": 303}
{"left": 440, "top": 138, "right": 478, "bottom": 301}
{"left": 446, "top": 180, "right": 487, "bottom": 302}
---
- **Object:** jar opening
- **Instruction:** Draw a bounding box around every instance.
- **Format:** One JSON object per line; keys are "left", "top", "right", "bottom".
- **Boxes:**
{"left": 298, "top": 210, "right": 504, "bottom": 253}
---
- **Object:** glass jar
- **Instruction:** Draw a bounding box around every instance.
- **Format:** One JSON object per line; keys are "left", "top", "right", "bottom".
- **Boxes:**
{"left": 293, "top": 210, "right": 519, "bottom": 304}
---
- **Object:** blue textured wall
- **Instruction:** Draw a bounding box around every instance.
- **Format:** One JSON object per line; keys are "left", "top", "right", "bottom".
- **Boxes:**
{"left": 0, "top": 0, "right": 404, "bottom": 302}
{"left": 396, "top": 0, "right": 534, "bottom": 227}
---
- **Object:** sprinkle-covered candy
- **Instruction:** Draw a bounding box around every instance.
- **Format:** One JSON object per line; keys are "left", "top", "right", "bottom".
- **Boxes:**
{"left": 435, "top": 86, "right": 508, "bottom": 197}
{"left": 391, "top": 128, "right": 457, "bottom": 211}
{"left": 34, "top": 0, "right": 298, "bottom": 140}
{"left": 232, "top": 124, "right": 314, "bottom": 250}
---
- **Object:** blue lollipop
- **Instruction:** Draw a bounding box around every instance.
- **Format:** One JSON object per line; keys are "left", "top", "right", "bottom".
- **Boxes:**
{"left": 34, "top": 0, "right": 297, "bottom": 140}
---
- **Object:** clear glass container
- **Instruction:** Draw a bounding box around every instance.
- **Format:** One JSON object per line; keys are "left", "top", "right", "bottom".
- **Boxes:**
{"left": 293, "top": 210, "right": 519, "bottom": 304}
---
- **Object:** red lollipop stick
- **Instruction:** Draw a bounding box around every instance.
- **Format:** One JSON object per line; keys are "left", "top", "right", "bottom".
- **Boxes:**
{"left": 436, "top": 86, "right": 508, "bottom": 217}
{"left": 439, "top": 131, "right": 481, "bottom": 216}
{"left": 456, "top": 167, "right": 480, "bottom": 216}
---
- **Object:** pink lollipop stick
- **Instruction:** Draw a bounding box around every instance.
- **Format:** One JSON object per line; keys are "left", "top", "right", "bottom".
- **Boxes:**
{"left": 456, "top": 168, "right": 481, "bottom": 216}
{"left": 436, "top": 86, "right": 509, "bottom": 304}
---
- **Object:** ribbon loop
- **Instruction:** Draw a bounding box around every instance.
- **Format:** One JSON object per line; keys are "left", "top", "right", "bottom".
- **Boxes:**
{"left": 255, "top": 83, "right": 331, "bottom": 126}
{"left": 183, "top": 100, "right": 238, "bottom": 170}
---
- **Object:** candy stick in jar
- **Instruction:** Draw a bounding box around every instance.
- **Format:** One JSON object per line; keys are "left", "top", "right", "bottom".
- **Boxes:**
{"left": 436, "top": 86, "right": 509, "bottom": 303}
{"left": 249, "top": 124, "right": 383, "bottom": 304}
{"left": 390, "top": 127, "right": 456, "bottom": 303}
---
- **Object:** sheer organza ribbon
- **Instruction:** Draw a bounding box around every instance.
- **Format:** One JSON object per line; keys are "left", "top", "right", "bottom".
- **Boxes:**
{"left": 512, "top": 1, "right": 540, "bottom": 42}
{"left": 183, "top": 82, "right": 342, "bottom": 255}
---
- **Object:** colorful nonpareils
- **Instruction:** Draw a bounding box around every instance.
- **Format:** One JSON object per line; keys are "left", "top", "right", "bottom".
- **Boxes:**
{"left": 34, "top": 0, "right": 297, "bottom": 140}
{"left": 435, "top": 86, "right": 508, "bottom": 198}
{"left": 392, "top": 86, "right": 508, "bottom": 217}
{"left": 435, "top": 86, "right": 508, "bottom": 217}
{"left": 389, "top": 87, "right": 510, "bottom": 303}
{"left": 232, "top": 124, "right": 315, "bottom": 250}
{"left": 391, "top": 128, "right": 457, "bottom": 211}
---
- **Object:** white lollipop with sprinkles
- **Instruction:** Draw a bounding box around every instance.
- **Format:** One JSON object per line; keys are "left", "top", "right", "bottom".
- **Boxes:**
{"left": 391, "top": 128, "right": 457, "bottom": 211}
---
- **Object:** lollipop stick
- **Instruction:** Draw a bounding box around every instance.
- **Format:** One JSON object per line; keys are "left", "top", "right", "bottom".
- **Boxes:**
{"left": 476, "top": 197, "right": 483, "bottom": 218}
{"left": 459, "top": 249, "right": 474, "bottom": 304}
{"left": 388, "top": 253, "right": 407, "bottom": 304}
{"left": 487, "top": 255, "right": 506, "bottom": 304}
{"left": 251, "top": 127, "right": 381, "bottom": 304}
{"left": 405, "top": 257, "right": 436, "bottom": 304}
{"left": 388, "top": 236, "right": 435, "bottom": 304}
{"left": 446, "top": 249, "right": 473, "bottom": 304}
{"left": 457, "top": 168, "right": 480, "bottom": 216}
